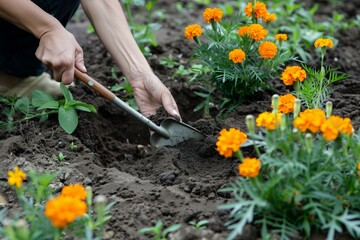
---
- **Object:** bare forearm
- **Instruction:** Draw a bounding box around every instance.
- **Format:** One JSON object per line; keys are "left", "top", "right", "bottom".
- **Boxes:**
{"left": 81, "top": 0, "right": 152, "bottom": 81}
{"left": 0, "top": 0, "right": 62, "bottom": 38}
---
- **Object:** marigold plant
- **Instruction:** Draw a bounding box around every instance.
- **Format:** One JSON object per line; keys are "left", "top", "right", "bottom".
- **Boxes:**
{"left": 185, "top": 1, "right": 294, "bottom": 110}
{"left": 218, "top": 96, "right": 360, "bottom": 240}
{"left": 61, "top": 183, "right": 87, "bottom": 201}
{"left": 280, "top": 36, "right": 346, "bottom": 109}
{"left": 258, "top": 41, "right": 277, "bottom": 59}
{"left": 280, "top": 65, "right": 306, "bottom": 86}
{"left": 7, "top": 166, "right": 26, "bottom": 188}
{"left": 1, "top": 169, "right": 115, "bottom": 239}
{"left": 184, "top": 24, "right": 202, "bottom": 40}
{"left": 256, "top": 111, "right": 280, "bottom": 130}
{"left": 229, "top": 49, "right": 246, "bottom": 64}
{"left": 216, "top": 128, "right": 247, "bottom": 158}
{"left": 45, "top": 195, "right": 87, "bottom": 228}
{"left": 238, "top": 158, "right": 261, "bottom": 178}
{"left": 270, "top": 94, "right": 296, "bottom": 114}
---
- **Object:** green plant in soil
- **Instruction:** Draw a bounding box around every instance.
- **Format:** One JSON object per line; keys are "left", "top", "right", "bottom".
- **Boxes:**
{"left": 185, "top": 3, "right": 295, "bottom": 111}
{"left": 69, "top": 142, "right": 78, "bottom": 151}
{"left": 189, "top": 219, "right": 209, "bottom": 230}
{"left": 0, "top": 167, "right": 115, "bottom": 240}
{"left": 138, "top": 220, "right": 182, "bottom": 240}
{"left": 121, "top": 0, "right": 161, "bottom": 56}
{"left": 109, "top": 66, "right": 139, "bottom": 110}
{"left": 216, "top": 95, "right": 360, "bottom": 240}
{"left": 0, "top": 83, "right": 96, "bottom": 134}
{"left": 53, "top": 152, "right": 66, "bottom": 162}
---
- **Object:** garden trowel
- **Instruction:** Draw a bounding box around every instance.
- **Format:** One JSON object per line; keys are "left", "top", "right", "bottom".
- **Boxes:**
{"left": 74, "top": 69, "right": 205, "bottom": 147}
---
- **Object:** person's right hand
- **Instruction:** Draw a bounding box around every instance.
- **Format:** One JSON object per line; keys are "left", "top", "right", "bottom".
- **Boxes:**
{"left": 35, "top": 28, "right": 86, "bottom": 84}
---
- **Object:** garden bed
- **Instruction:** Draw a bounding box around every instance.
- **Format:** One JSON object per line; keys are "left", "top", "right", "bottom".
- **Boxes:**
{"left": 0, "top": 0, "right": 359, "bottom": 239}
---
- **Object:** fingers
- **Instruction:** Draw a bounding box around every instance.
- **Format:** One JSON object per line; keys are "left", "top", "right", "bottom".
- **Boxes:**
{"left": 162, "top": 91, "right": 182, "bottom": 121}
{"left": 35, "top": 29, "right": 86, "bottom": 84}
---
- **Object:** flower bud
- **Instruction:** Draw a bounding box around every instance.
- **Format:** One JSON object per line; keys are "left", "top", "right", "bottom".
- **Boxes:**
{"left": 305, "top": 133, "right": 313, "bottom": 153}
{"left": 271, "top": 94, "right": 279, "bottom": 114}
{"left": 246, "top": 115, "right": 255, "bottom": 135}
{"left": 326, "top": 101, "right": 333, "bottom": 118}
{"left": 293, "top": 99, "right": 301, "bottom": 119}
{"left": 86, "top": 186, "right": 93, "bottom": 209}
{"left": 280, "top": 113, "right": 287, "bottom": 131}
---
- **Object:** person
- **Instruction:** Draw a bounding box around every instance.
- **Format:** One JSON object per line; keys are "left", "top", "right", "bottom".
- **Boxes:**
{"left": 0, "top": 0, "right": 181, "bottom": 119}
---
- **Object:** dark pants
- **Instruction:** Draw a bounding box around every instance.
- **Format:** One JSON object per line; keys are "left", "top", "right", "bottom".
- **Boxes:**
{"left": 0, "top": 0, "right": 81, "bottom": 78}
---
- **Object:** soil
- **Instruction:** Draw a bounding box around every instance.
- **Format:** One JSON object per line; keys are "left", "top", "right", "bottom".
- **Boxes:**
{"left": 0, "top": 0, "right": 359, "bottom": 239}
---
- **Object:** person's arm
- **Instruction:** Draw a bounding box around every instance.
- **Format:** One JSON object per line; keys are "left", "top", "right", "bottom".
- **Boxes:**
{"left": 0, "top": 0, "right": 86, "bottom": 84}
{"left": 80, "top": 0, "right": 180, "bottom": 119}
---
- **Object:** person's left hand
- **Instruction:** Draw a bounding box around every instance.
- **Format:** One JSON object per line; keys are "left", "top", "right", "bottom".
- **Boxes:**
{"left": 129, "top": 72, "right": 181, "bottom": 120}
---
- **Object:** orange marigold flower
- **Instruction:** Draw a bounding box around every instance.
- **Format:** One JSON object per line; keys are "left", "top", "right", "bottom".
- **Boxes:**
{"left": 238, "top": 26, "right": 249, "bottom": 37}
{"left": 275, "top": 33, "right": 288, "bottom": 41}
{"left": 61, "top": 184, "right": 87, "bottom": 201}
{"left": 238, "top": 157, "right": 261, "bottom": 178}
{"left": 262, "top": 13, "right": 277, "bottom": 22}
{"left": 314, "top": 38, "right": 333, "bottom": 49}
{"left": 358, "top": 162, "right": 360, "bottom": 171}
{"left": 184, "top": 24, "right": 202, "bottom": 40}
{"left": 8, "top": 167, "right": 26, "bottom": 188}
{"left": 271, "top": 94, "right": 296, "bottom": 114}
{"left": 244, "top": 2, "right": 268, "bottom": 19}
{"left": 258, "top": 41, "right": 277, "bottom": 59}
{"left": 216, "top": 128, "right": 248, "bottom": 158}
{"left": 247, "top": 24, "right": 267, "bottom": 41}
{"left": 229, "top": 49, "right": 246, "bottom": 63}
{"left": 203, "top": 8, "right": 223, "bottom": 23}
{"left": 256, "top": 112, "right": 280, "bottom": 130}
{"left": 293, "top": 109, "right": 326, "bottom": 133}
{"left": 320, "top": 116, "right": 353, "bottom": 141}
{"left": 45, "top": 195, "right": 87, "bottom": 228}
{"left": 280, "top": 66, "right": 306, "bottom": 86}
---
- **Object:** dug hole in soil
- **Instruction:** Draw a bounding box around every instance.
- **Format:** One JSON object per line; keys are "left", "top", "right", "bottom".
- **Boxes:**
{"left": 1, "top": 0, "right": 360, "bottom": 239}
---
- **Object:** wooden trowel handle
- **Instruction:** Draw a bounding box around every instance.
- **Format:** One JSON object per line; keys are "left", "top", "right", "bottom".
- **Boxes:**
{"left": 74, "top": 69, "right": 116, "bottom": 102}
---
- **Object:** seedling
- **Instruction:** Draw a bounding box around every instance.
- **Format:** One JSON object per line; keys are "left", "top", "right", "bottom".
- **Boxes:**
{"left": 53, "top": 152, "right": 66, "bottom": 162}
{"left": 70, "top": 142, "right": 78, "bottom": 151}
{"left": 138, "top": 220, "right": 181, "bottom": 240}
{"left": 189, "top": 219, "right": 209, "bottom": 230}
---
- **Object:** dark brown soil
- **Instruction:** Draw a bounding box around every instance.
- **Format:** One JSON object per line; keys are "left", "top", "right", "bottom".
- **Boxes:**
{"left": 1, "top": 0, "right": 359, "bottom": 239}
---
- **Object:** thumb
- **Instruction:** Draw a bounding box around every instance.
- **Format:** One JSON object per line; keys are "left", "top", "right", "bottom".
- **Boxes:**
{"left": 162, "top": 93, "right": 181, "bottom": 121}
{"left": 75, "top": 48, "right": 86, "bottom": 73}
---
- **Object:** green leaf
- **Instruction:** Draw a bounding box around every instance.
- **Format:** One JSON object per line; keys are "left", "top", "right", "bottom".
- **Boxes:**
{"left": 58, "top": 106, "right": 78, "bottom": 134}
{"left": 162, "top": 224, "right": 182, "bottom": 237}
{"left": 14, "top": 97, "right": 30, "bottom": 114}
{"left": 37, "top": 100, "right": 59, "bottom": 110}
{"left": 60, "top": 83, "right": 73, "bottom": 104}
{"left": 69, "top": 101, "right": 97, "bottom": 113}
{"left": 31, "top": 90, "right": 54, "bottom": 107}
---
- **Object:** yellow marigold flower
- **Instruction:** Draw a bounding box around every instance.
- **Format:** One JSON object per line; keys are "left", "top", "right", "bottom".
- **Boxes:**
{"left": 247, "top": 24, "right": 267, "bottom": 41}
{"left": 262, "top": 13, "right": 277, "bottom": 22}
{"left": 244, "top": 2, "right": 268, "bottom": 19}
{"left": 184, "top": 24, "right": 202, "bottom": 40}
{"left": 293, "top": 109, "right": 326, "bottom": 133}
{"left": 275, "top": 33, "right": 288, "bottom": 41}
{"left": 280, "top": 66, "right": 306, "bottom": 86}
{"left": 61, "top": 184, "right": 87, "bottom": 201}
{"left": 258, "top": 41, "right": 277, "bottom": 59}
{"left": 238, "top": 157, "right": 261, "bottom": 178}
{"left": 45, "top": 195, "right": 87, "bottom": 228}
{"left": 216, "top": 128, "right": 248, "bottom": 158}
{"left": 203, "top": 8, "right": 223, "bottom": 23}
{"left": 320, "top": 116, "right": 353, "bottom": 141}
{"left": 8, "top": 167, "right": 26, "bottom": 188}
{"left": 314, "top": 38, "right": 333, "bottom": 49}
{"left": 229, "top": 49, "right": 246, "bottom": 63}
{"left": 238, "top": 26, "right": 249, "bottom": 37}
{"left": 256, "top": 112, "right": 280, "bottom": 130}
{"left": 271, "top": 94, "right": 296, "bottom": 114}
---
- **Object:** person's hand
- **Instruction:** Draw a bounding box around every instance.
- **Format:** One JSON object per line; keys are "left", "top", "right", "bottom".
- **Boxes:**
{"left": 35, "top": 28, "right": 86, "bottom": 84}
{"left": 129, "top": 72, "right": 181, "bottom": 120}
